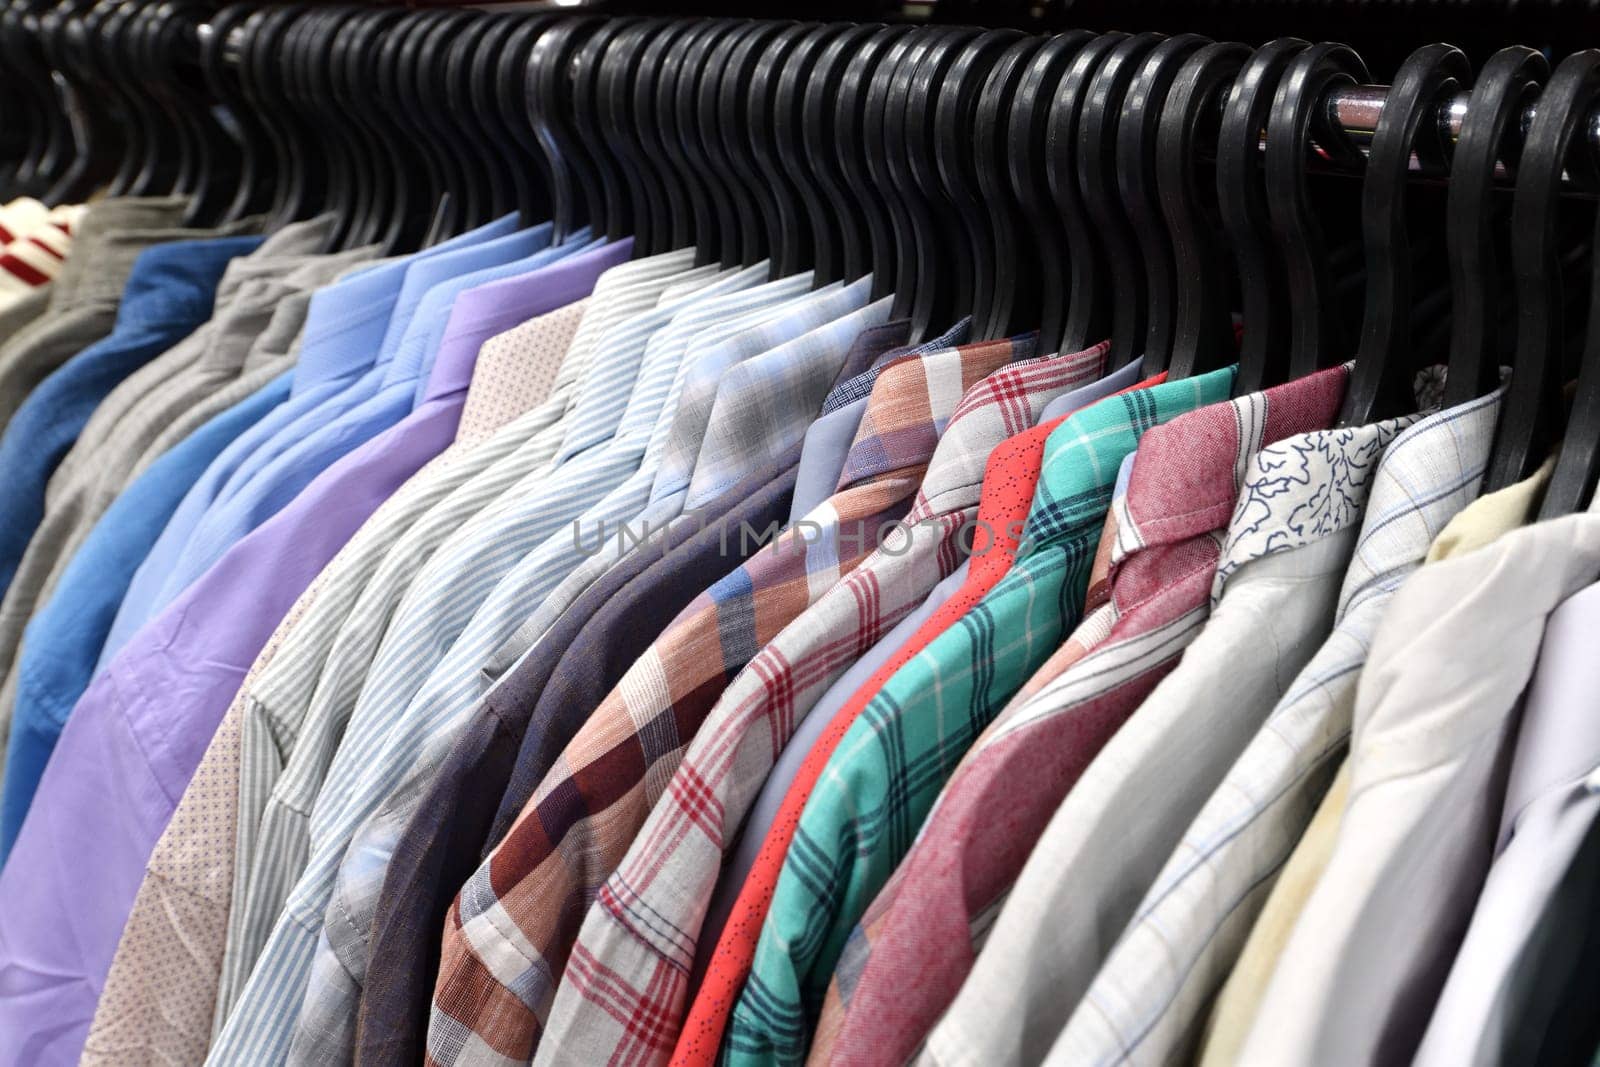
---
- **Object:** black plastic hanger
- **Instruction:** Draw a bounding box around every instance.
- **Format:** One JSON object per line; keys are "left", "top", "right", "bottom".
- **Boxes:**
{"left": 632, "top": 19, "right": 696, "bottom": 251}
{"left": 1047, "top": 31, "right": 1127, "bottom": 355}
{"left": 1118, "top": 33, "right": 1210, "bottom": 371}
{"left": 657, "top": 19, "right": 726, "bottom": 264}
{"left": 1009, "top": 32, "right": 1093, "bottom": 353}
{"left": 348, "top": 7, "right": 433, "bottom": 252}
{"left": 698, "top": 21, "right": 766, "bottom": 266}
{"left": 1488, "top": 51, "right": 1600, "bottom": 494}
{"left": 333, "top": 6, "right": 403, "bottom": 250}
{"left": 1543, "top": 218, "right": 1600, "bottom": 516}
{"left": 406, "top": 12, "right": 479, "bottom": 236}
{"left": 200, "top": 4, "right": 274, "bottom": 225}
{"left": 899, "top": 26, "right": 984, "bottom": 338}
{"left": 971, "top": 35, "right": 1043, "bottom": 340}
{"left": 527, "top": 17, "right": 606, "bottom": 244}
{"left": 770, "top": 22, "right": 854, "bottom": 282}
{"left": 748, "top": 23, "right": 819, "bottom": 277}
{"left": 859, "top": 27, "right": 922, "bottom": 302}
{"left": 933, "top": 28, "right": 1024, "bottom": 338}
{"left": 446, "top": 12, "right": 515, "bottom": 227}
{"left": 719, "top": 19, "right": 795, "bottom": 274}
{"left": 1339, "top": 44, "right": 1470, "bottom": 426}
{"left": 1441, "top": 46, "right": 1548, "bottom": 409}
{"left": 1074, "top": 32, "right": 1165, "bottom": 368}
{"left": 596, "top": 18, "right": 663, "bottom": 254}
{"left": 1161, "top": 42, "right": 1251, "bottom": 380}
{"left": 1218, "top": 38, "right": 1310, "bottom": 394}
{"left": 1266, "top": 43, "right": 1370, "bottom": 380}
{"left": 819, "top": 24, "right": 906, "bottom": 287}
{"left": 300, "top": 7, "right": 364, "bottom": 245}
{"left": 490, "top": 13, "right": 555, "bottom": 229}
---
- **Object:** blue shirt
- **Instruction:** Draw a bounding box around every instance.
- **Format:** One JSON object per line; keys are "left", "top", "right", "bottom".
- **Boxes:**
{"left": 0, "top": 234, "right": 264, "bottom": 611}
{"left": 0, "top": 371, "right": 294, "bottom": 863}
{"left": 103, "top": 218, "right": 531, "bottom": 657}
{"left": 146, "top": 222, "right": 567, "bottom": 614}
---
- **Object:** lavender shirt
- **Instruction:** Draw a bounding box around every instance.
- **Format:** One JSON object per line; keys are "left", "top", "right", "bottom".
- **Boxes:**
{"left": 0, "top": 239, "right": 627, "bottom": 1067}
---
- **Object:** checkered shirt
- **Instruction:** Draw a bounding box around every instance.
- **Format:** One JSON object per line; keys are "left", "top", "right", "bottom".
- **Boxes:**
{"left": 719, "top": 367, "right": 1240, "bottom": 1065}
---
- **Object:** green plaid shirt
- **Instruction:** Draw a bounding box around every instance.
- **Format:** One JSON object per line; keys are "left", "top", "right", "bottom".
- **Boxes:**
{"left": 723, "top": 367, "right": 1237, "bottom": 1064}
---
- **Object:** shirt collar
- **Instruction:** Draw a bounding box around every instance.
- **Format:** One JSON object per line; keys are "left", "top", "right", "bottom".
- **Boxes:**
{"left": 418, "top": 237, "right": 630, "bottom": 404}
{"left": 112, "top": 234, "right": 266, "bottom": 330}
{"left": 1106, "top": 363, "right": 1352, "bottom": 571}
{"left": 1037, "top": 356, "right": 1147, "bottom": 424}
{"left": 552, "top": 262, "right": 755, "bottom": 462}
{"left": 835, "top": 334, "right": 1029, "bottom": 493}
{"left": 911, "top": 338, "right": 1111, "bottom": 518}
{"left": 372, "top": 214, "right": 527, "bottom": 367}
{"left": 615, "top": 266, "right": 813, "bottom": 443}
{"left": 1023, "top": 366, "right": 1238, "bottom": 552}
{"left": 822, "top": 316, "right": 976, "bottom": 414}
{"left": 679, "top": 297, "right": 900, "bottom": 511}
{"left": 642, "top": 274, "right": 861, "bottom": 479}
{"left": 1211, "top": 403, "right": 1423, "bottom": 604}
{"left": 1339, "top": 381, "right": 1507, "bottom": 621}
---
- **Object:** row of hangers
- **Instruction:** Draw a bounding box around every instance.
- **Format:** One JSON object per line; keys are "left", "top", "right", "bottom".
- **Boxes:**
{"left": 2, "top": 3, "right": 1600, "bottom": 511}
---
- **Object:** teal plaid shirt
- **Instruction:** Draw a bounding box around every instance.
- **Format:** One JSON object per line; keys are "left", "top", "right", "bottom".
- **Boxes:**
{"left": 723, "top": 367, "right": 1237, "bottom": 1064}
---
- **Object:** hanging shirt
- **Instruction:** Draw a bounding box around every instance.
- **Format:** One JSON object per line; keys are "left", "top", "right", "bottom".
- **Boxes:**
{"left": 0, "top": 224, "right": 593, "bottom": 1067}
{"left": 199, "top": 242, "right": 644, "bottom": 1035}
{"left": 0, "top": 232, "right": 263, "bottom": 607}
{"left": 0, "top": 227, "right": 373, "bottom": 754}
{"left": 1238, "top": 511, "right": 1600, "bottom": 1066}
{"left": 921, "top": 385, "right": 1504, "bottom": 1067}
{"left": 0, "top": 371, "right": 292, "bottom": 863}
{"left": 0, "top": 196, "right": 196, "bottom": 435}
{"left": 542, "top": 337, "right": 1107, "bottom": 1066}
{"left": 718, "top": 367, "right": 1236, "bottom": 1066}
{"left": 676, "top": 357, "right": 1157, "bottom": 1067}
{"left": 202, "top": 253, "right": 742, "bottom": 1066}
{"left": 281, "top": 270, "right": 855, "bottom": 1065}
{"left": 145, "top": 218, "right": 553, "bottom": 609}
{"left": 103, "top": 217, "right": 517, "bottom": 658}
{"left": 425, "top": 334, "right": 1026, "bottom": 1066}
{"left": 352, "top": 318, "right": 917, "bottom": 1067}
{"left": 1413, "top": 579, "right": 1600, "bottom": 1066}
{"left": 79, "top": 272, "right": 621, "bottom": 1067}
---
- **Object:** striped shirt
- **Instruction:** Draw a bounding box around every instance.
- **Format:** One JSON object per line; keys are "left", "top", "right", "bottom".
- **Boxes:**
{"left": 204, "top": 252, "right": 720, "bottom": 1055}
{"left": 283, "top": 286, "right": 896, "bottom": 1066}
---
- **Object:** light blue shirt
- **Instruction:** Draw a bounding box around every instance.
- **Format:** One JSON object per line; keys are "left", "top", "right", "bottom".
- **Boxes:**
{"left": 149, "top": 221, "right": 559, "bottom": 610}
{"left": 0, "top": 370, "right": 292, "bottom": 863}
{"left": 103, "top": 219, "right": 521, "bottom": 663}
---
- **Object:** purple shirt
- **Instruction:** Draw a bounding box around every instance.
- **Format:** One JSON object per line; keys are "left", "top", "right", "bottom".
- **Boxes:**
{"left": 0, "top": 238, "right": 627, "bottom": 1067}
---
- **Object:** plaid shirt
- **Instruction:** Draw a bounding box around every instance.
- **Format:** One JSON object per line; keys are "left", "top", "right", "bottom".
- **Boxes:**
{"left": 817, "top": 368, "right": 1371, "bottom": 1066}
{"left": 720, "top": 368, "right": 1238, "bottom": 1065}
{"left": 672, "top": 366, "right": 1165, "bottom": 1067}
{"left": 425, "top": 336, "right": 1028, "bottom": 1065}
{"left": 535, "top": 338, "right": 1105, "bottom": 1065}
{"left": 922, "top": 385, "right": 1506, "bottom": 1067}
